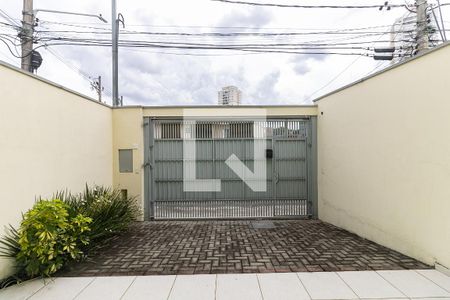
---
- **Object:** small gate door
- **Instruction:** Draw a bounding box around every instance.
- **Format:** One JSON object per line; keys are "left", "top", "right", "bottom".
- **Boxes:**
{"left": 273, "top": 135, "right": 309, "bottom": 216}
{"left": 144, "top": 118, "right": 315, "bottom": 219}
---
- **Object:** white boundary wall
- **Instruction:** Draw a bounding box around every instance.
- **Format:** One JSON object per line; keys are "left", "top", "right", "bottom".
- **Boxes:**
{"left": 316, "top": 43, "right": 450, "bottom": 269}
{"left": 0, "top": 62, "right": 113, "bottom": 278}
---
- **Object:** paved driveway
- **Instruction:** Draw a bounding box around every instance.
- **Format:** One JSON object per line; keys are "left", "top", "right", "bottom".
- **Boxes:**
{"left": 61, "top": 220, "right": 429, "bottom": 277}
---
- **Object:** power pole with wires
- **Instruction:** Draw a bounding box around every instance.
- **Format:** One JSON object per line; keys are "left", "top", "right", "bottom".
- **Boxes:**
{"left": 111, "top": 0, "right": 124, "bottom": 107}
{"left": 416, "top": 0, "right": 429, "bottom": 54}
{"left": 91, "top": 76, "right": 104, "bottom": 102}
{"left": 111, "top": 0, "right": 118, "bottom": 105}
{"left": 20, "top": 0, "right": 34, "bottom": 72}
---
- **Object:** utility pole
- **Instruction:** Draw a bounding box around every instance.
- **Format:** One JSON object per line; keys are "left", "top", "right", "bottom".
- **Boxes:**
{"left": 112, "top": 0, "right": 119, "bottom": 106}
{"left": 416, "top": 0, "right": 429, "bottom": 54}
{"left": 91, "top": 76, "right": 104, "bottom": 102}
{"left": 112, "top": 0, "right": 124, "bottom": 107}
{"left": 21, "top": 0, "right": 34, "bottom": 72}
{"left": 98, "top": 76, "right": 102, "bottom": 102}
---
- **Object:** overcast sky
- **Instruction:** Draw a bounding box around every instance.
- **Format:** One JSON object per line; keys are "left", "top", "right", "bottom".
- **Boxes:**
{"left": 0, "top": 0, "right": 448, "bottom": 106}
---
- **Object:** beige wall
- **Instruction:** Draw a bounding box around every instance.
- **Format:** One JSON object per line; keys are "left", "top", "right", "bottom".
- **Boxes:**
{"left": 112, "top": 107, "right": 145, "bottom": 219}
{"left": 0, "top": 63, "right": 113, "bottom": 278}
{"left": 316, "top": 44, "right": 450, "bottom": 269}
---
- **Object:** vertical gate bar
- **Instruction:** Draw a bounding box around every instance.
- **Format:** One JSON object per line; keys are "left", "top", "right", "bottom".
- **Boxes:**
{"left": 183, "top": 121, "right": 187, "bottom": 216}
{"left": 309, "top": 117, "right": 318, "bottom": 219}
{"left": 241, "top": 133, "right": 245, "bottom": 218}
{"left": 212, "top": 125, "right": 216, "bottom": 217}
{"left": 151, "top": 119, "right": 157, "bottom": 219}
{"left": 144, "top": 117, "right": 150, "bottom": 219}
{"left": 273, "top": 138, "right": 277, "bottom": 218}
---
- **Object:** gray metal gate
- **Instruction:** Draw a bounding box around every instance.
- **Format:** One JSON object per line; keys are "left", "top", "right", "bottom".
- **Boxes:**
{"left": 144, "top": 117, "right": 317, "bottom": 220}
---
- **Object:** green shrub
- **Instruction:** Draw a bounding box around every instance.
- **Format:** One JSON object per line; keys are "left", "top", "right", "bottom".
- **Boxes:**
{"left": 0, "top": 185, "right": 139, "bottom": 285}
{"left": 0, "top": 226, "right": 26, "bottom": 288}
{"left": 16, "top": 199, "right": 92, "bottom": 277}
{"left": 63, "top": 186, "right": 140, "bottom": 243}
{"left": 0, "top": 226, "right": 20, "bottom": 262}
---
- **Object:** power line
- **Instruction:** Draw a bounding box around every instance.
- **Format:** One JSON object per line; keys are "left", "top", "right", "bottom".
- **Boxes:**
{"left": 35, "top": 29, "right": 422, "bottom": 37}
{"left": 37, "top": 41, "right": 366, "bottom": 53}
{"left": 45, "top": 47, "right": 92, "bottom": 80}
{"left": 305, "top": 57, "right": 361, "bottom": 101}
{"left": 26, "top": 30, "right": 418, "bottom": 58}
{"left": 37, "top": 19, "right": 416, "bottom": 33}
{"left": 34, "top": 31, "right": 414, "bottom": 42}
{"left": 121, "top": 47, "right": 268, "bottom": 56}
{"left": 34, "top": 19, "right": 426, "bottom": 49}
{"left": 211, "top": 0, "right": 407, "bottom": 9}
{"left": 34, "top": 34, "right": 415, "bottom": 48}
{"left": 305, "top": 25, "right": 397, "bottom": 101}
{"left": 0, "top": 47, "right": 18, "bottom": 65}
{"left": 43, "top": 47, "right": 112, "bottom": 97}
{"left": 33, "top": 29, "right": 420, "bottom": 52}
{"left": 41, "top": 42, "right": 371, "bottom": 56}
{"left": 363, "top": 60, "right": 390, "bottom": 77}
{"left": 0, "top": 9, "right": 21, "bottom": 27}
{"left": 0, "top": 36, "right": 27, "bottom": 58}
{"left": 32, "top": 33, "right": 415, "bottom": 56}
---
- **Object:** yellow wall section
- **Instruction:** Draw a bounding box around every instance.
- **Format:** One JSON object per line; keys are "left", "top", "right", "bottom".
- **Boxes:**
{"left": 0, "top": 63, "right": 113, "bottom": 278}
{"left": 316, "top": 44, "right": 450, "bottom": 269}
{"left": 112, "top": 108, "right": 145, "bottom": 219}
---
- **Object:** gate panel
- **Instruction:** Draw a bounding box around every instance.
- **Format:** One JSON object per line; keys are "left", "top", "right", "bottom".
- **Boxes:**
{"left": 273, "top": 139, "right": 308, "bottom": 216}
{"left": 146, "top": 118, "right": 313, "bottom": 219}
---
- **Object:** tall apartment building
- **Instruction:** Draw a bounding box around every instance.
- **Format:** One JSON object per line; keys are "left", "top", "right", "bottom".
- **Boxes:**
{"left": 218, "top": 86, "right": 242, "bottom": 105}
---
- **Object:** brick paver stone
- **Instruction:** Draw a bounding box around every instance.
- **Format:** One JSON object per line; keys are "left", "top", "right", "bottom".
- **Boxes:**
{"left": 60, "top": 220, "right": 430, "bottom": 276}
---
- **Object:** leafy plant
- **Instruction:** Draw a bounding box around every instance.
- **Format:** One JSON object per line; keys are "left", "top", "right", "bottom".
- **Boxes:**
{"left": 0, "top": 226, "right": 26, "bottom": 288}
{"left": 16, "top": 199, "right": 92, "bottom": 277}
{"left": 0, "top": 185, "right": 139, "bottom": 286}
{"left": 0, "top": 225, "right": 20, "bottom": 260}
{"left": 63, "top": 186, "right": 140, "bottom": 243}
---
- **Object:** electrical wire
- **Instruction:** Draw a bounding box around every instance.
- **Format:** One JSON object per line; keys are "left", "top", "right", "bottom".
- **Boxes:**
{"left": 44, "top": 47, "right": 113, "bottom": 98}
{"left": 31, "top": 32, "right": 416, "bottom": 57}
{"left": 45, "top": 47, "right": 92, "bottom": 80}
{"left": 32, "top": 26, "right": 419, "bottom": 55}
{"left": 0, "top": 9, "right": 21, "bottom": 28}
{"left": 37, "top": 19, "right": 417, "bottom": 32}
{"left": 40, "top": 41, "right": 370, "bottom": 56}
{"left": 304, "top": 24, "right": 398, "bottom": 101}
{"left": 34, "top": 27, "right": 422, "bottom": 36}
{"left": 0, "top": 37, "right": 26, "bottom": 58}
{"left": 211, "top": 0, "right": 407, "bottom": 9}
{"left": 34, "top": 36, "right": 411, "bottom": 50}
{"left": 35, "top": 30, "right": 414, "bottom": 48}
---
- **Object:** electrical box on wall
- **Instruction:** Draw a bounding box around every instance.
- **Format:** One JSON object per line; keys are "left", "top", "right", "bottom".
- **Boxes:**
{"left": 119, "top": 149, "right": 133, "bottom": 173}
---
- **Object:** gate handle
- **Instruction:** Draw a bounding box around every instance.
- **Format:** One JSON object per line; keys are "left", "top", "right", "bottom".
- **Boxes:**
{"left": 274, "top": 172, "right": 279, "bottom": 184}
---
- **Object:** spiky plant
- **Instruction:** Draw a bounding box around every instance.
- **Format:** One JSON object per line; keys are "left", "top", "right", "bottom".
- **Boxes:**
{"left": 64, "top": 185, "right": 140, "bottom": 243}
